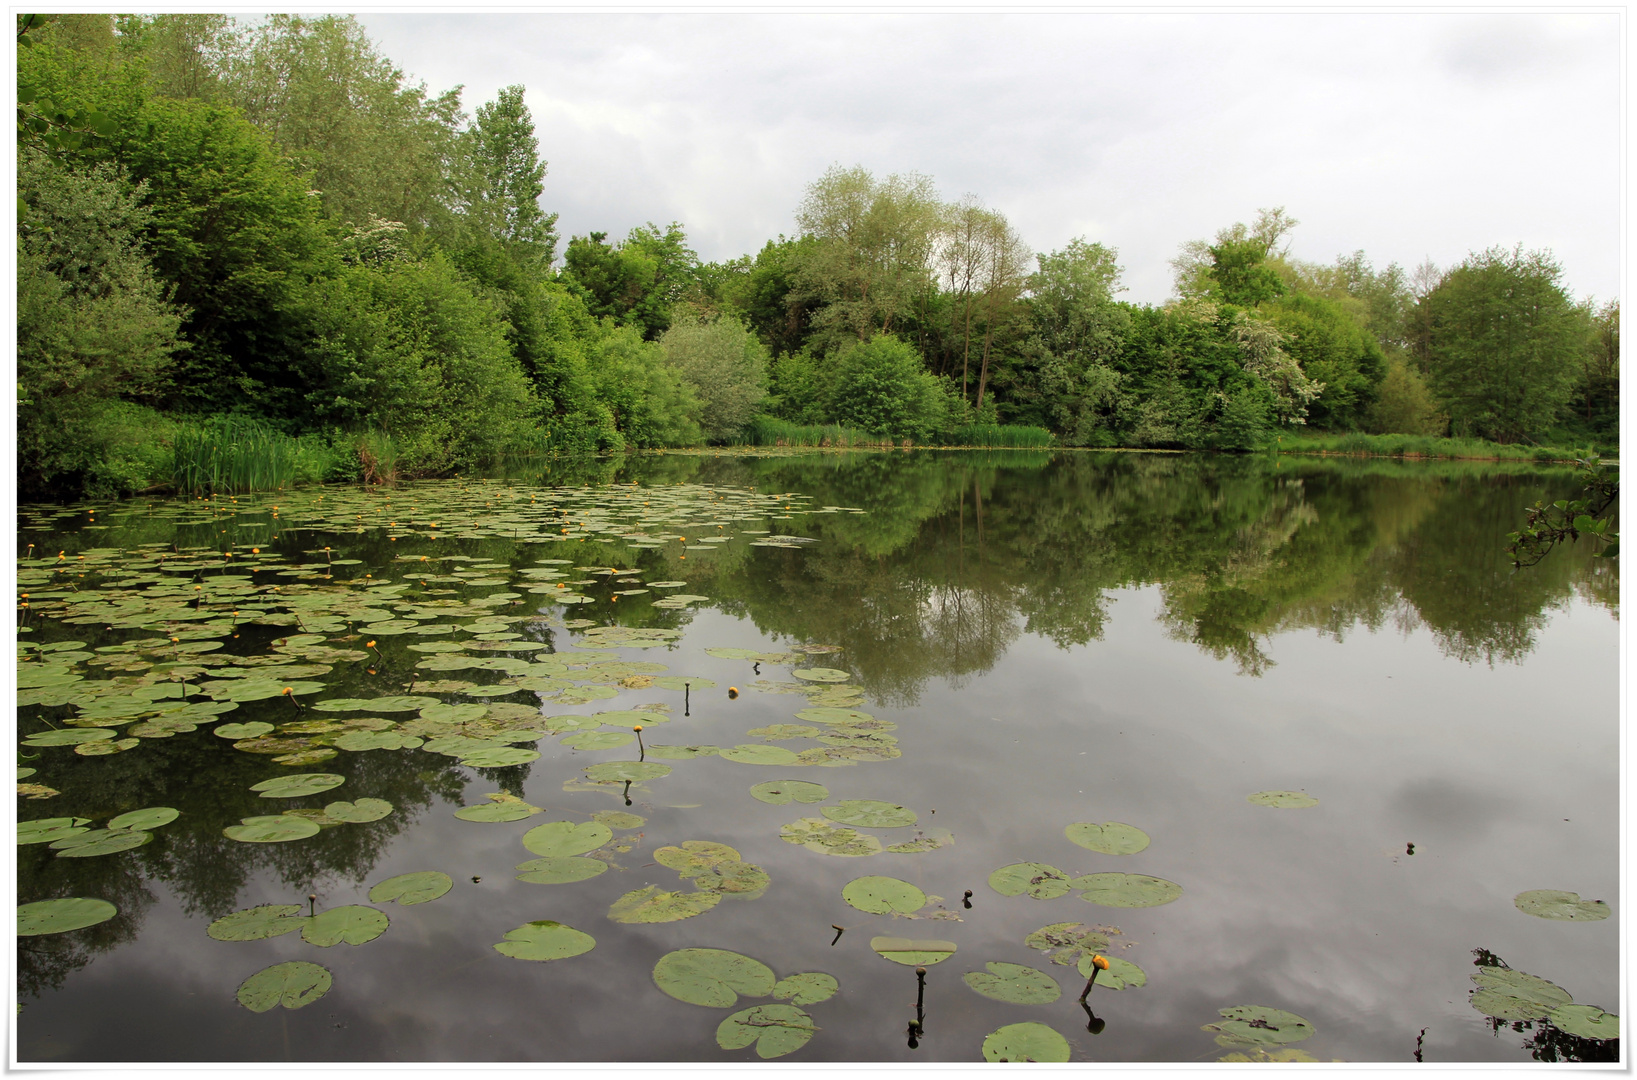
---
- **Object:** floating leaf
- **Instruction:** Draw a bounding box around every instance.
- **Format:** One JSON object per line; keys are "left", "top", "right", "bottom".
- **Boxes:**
{"left": 1469, "top": 967, "right": 1573, "bottom": 1020}
{"left": 653, "top": 947, "right": 775, "bottom": 1007}
{"left": 369, "top": 872, "right": 453, "bottom": 906}
{"left": 593, "top": 811, "right": 645, "bottom": 829}
{"left": 1547, "top": 1004, "right": 1619, "bottom": 1040}
{"left": 493, "top": 920, "right": 596, "bottom": 961}
{"left": 272, "top": 748, "right": 339, "bottom": 767}
{"left": 333, "top": 730, "right": 422, "bottom": 752}
{"left": 457, "top": 746, "right": 540, "bottom": 767}
{"left": 716, "top": 1004, "right": 816, "bottom": 1059}
{"left": 249, "top": 773, "right": 345, "bottom": 799}
{"left": 750, "top": 780, "right": 829, "bottom": 805}
{"left": 1065, "top": 821, "right": 1150, "bottom": 855}
{"left": 455, "top": 794, "right": 541, "bottom": 822}
{"left": 1078, "top": 954, "right": 1146, "bottom": 990}
{"left": 964, "top": 962, "right": 1062, "bottom": 1004}
{"left": 791, "top": 668, "right": 851, "bottom": 683}
{"left": 1073, "top": 872, "right": 1183, "bottom": 908}
{"left": 981, "top": 1022, "right": 1071, "bottom": 1063}
{"left": 655, "top": 840, "right": 740, "bottom": 877}
{"left": 795, "top": 707, "right": 875, "bottom": 725}
{"left": 585, "top": 761, "right": 671, "bottom": 783}
{"left": 322, "top": 798, "right": 393, "bottom": 823}
{"left": 842, "top": 876, "right": 927, "bottom": 915}
{"left": 561, "top": 731, "right": 634, "bottom": 751}
{"left": 870, "top": 936, "right": 956, "bottom": 966}
{"left": 720, "top": 744, "right": 800, "bottom": 766}
{"left": 208, "top": 904, "right": 308, "bottom": 941}
{"left": 106, "top": 807, "right": 179, "bottom": 831}
{"left": 885, "top": 829, "right": 954, "bottom": 854}
{"left": 780, "top": 817, "right": 884, "bottom": 857}
{"left": 694, "top": 860, "right": 771, "bottom": 897}
{"left": 54, "top": 829, "right": 151, "bottom": 857}
{"left": 224, "top": 815, "right": 321, "bottom": 843}
{"left": 989, "top": 862, "right": 1072, "bottom": 899}
{"left": 18, "top": 818, "right": 91, "bottom": 845}
{"left": 1247, "top": 790, "right": 1318, "bottom": 809}
{"left": 236, "top": 961, "right": 331, "bottom": 1012}
{"left": 1026, "top": 922, "right": 1113, "bottom": 967}
{"left": 823, "top": 800, "right": 916, "bottom": 828}
{"left": 1514, "top": 889, "right": 1611, "bottom": 921}
{"left": 23, "top": 728, "right": 114, "bottom": 747}
{"left": 651, "top": 676, "right": 715, "bottom": 691}
{"left": 773, "top": 972, "right": 838, "bottom": 1006}
{"left": 523, "top": 820, "right": 613, "bottom": 858}
{"left": 516, "top": 856, "right": 608, "bottom": 884}
{"left": 1204, "top": 1005, "right": 1316, "bottom": 1047}
{"left": 18, "top": 897, "right": 117, "bottom": 936}
{"left": 301, "top": 905, "right": 388, "bottom": 947}
{"left": 418, "top": 702, "right": 487, "bottom": 724}
{"left": 215, "top": 722, "right": 275, "bottom": 740}
{"left": 704, "top": 647, "right": 762, "bottom": 660}
{"left": 608, "top": 885, "right": 722, "bottom": 924}
{"left": 645, "top": 744, "right": 719, "bottom": 760}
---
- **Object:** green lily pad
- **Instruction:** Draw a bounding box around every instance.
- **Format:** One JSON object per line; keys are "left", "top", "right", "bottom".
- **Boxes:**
{"left": 208, "top": 904, "right": 308, "bottom": 941}
{"left": 791, "top": 668, "right": 851, "bottom": 682}
{"left": 236, "top": 961, "right": 331, "bottom": 1012}
{"left": 646, "top": 744, "right": 720, "bottom": 760}
{"left": 704, "top": 647, "right": 763, "bottom": 660}
{"left": 18, "top": 897, "right": 117, "bottom": 936}
{"left": 301, "top": 904, "right": 388, "bottom": 946}
{"left": 106, "top": 807, "right": 179, "bottom": 831}
{"left": 1025, "top": 923, "right": 1112, "bottom": 967}
{"left": 224, "top": 815, "right": 321, "bottom": 843}
{"left": 1079, "top": 954, "right": 1146, "bottom": 990}
{"left": 964, "top": 961, "right": 1062, "bottom": 1004}
{"left": 457, "top": 746, "right": 540, "bottom": 767}
{"left": 773, "top": 972, "right": 838, "bottom": 1006}
{"left": 322, "top": 798, "right": 393, "bottom": 823}
{"left": 842, "top": 875, "right": 927, "bottom": 915}
{"left": 593, "top": 811, "right": 646, "bottom": 829}
{"left": 716, "top": 1004, "right": 816, "bottom": 1059}
{"left": 455, "top": 796, "right": 541, "bottom": 822}
{"left": 750, "top": 780, "right": 830, "bottom": 805}
{"left": 1065, "top": 821, "right": 1150, "bottom": 855}
{"left": 561, "top": 731, "right": 634, "bottom": 751}
{"left": 885, "top": 829, "right": 954, "bottom": 854}
{"left": 780, "top": 817, "right": 884, "bottom": 857}
{"left": 523, "top": 820, "right": 613, "bottom": 858}
{"left": 870, "top": 936, "right": 957, "bottom": 966}
{"left": 368, "top": 871, "right": 453, "bottom": 906}
{"left": 418, "top": 702, "right": 488, "bottom": 724}
{"left": 23, "top": 728, "right": 115, "bottom": 747}
{"left": 981, "top": 1021, "right": 1070, "bottom": 1063}
{"left": 333, "top": 730, "right": 423, "bottom": 752}
{"left": 1470, "top": 967, "right": 1573, "bottom": 1020}
{"left": 1204, "top": 1005, "right": 1316, "bottom": 1047}
{"left": 694, "top": 860, "right": 771, "bottom": 897}
{"left": 493, "top": 920, "right": 596, "bottom": 961}
{"left": 516, "top": 856, "right": 609, "bottom": 884}
{"left": 1073, "top": 872, "right": 1183, "bottom": 908}
{"left": 653, "top": 947, "right": 775, "bottom": 1007}
{"left": 655, "top": 840, "right": 741, "bottom": 877}
{"left": 250, "top": 773, "right": 345, "bottom": 799}
{"left": 1247, "top": 790, "right": 1319, "bottom": 808}
{"left": 215, "top": 722, "right": 275, "bottom": 740}
{"left": 794, "top": 707, "right": 875, "bottom": 724}
{"left": 720, "top": 744, "right": 800, "bottom": 765}
{"left": 1547, "top": 1004, "right": 1619, "bottom": 1040}
{"left": 822, "top": 800, "right": 916, "bottom": 828}
{"left": 1514, "top": 889, "right": 1611, "bottom": 921}
{"left": 18, "top": 817, "right": 91, "bottom": 845}
{"left": 651, "top": 676, "right": 715, "bottom": 691}
{"left": 315, "top": 695, "right": 438, "bottom": 712}
{"left": 585, "top": 761, "right": 672, "bottom": 783}
{"left": 608, "top": 885, "right": 722, "bottom": 924}
{"left": 54, "top": 829, "right": 152, "bottom": 857}
{"left": 209, "top": 679, "right": 326, "bottom": 703}
{"left": 989, "top": 862, "right": 1072, "bottom": 899}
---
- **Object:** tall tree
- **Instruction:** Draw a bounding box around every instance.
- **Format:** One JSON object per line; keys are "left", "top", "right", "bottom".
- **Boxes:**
{"left": 560, "top": 222, "right": 698, "bottom": 339}
{"left": 971, "top": 210, "right": 1031, "bottom": 413}
{"left": 457, "top": 84, "right": 557, "bottom": 263}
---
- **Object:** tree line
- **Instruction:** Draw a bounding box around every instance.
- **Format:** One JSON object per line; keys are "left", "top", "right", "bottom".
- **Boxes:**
{"left": 17, "top": 14, "right": 1620, "bottom": 500}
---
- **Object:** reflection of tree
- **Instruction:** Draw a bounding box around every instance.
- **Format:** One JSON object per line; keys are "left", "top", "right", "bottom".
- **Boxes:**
{"left": 1470, "top": 948, "right": 1619, "bottom": 1063}
{"left": 17, "top": 851, "right": 155, "bottom": 998}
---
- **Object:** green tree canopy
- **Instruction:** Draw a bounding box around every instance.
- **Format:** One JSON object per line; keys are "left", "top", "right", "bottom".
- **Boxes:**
{"left": 823, "top": 334, "right": 949, "bottom": 442}
{"left": 659, "top": 316, "right": 770, "bottom": 442}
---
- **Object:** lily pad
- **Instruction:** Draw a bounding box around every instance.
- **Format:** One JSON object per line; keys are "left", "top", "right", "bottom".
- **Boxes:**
{"left": 720, "top": 744, "right": 799, "bottom": 766}
{"left": 1204, "top": 1005, "right": 1316, "bottom": 1047}
{"left": 608, "top": 885, "right": 722, "bottom": 924}
{"left": 1079, "top": 953, "right": 1146, "bottom": 990}
{"left": 1073, "top": 872, "right": 1183, "bottom": 908}
{"left": 750, "top": 780, "right": 829, "bottom": 805}
{"left": 585, "top": 761, "right": 671, "bottom": 783}
{"left": 1065, "top": 821, "right": 1150, "bottom": 855}
{"left": 18, "top": 817, "right": 91, "bottom": 845}
{"left": 369, "top": 871, "right": 453, "bottom": 906}
{"left": 651, "top": 676, "right": 715, "bottom": 691}
{"left": 523, "top": 820, "right": 613, "bottom": 857}
{"left": 1547, "top": 1004, "right": 1619, "bottom": 1040}
{"left": 981, "top": 1021, "right": 1071, "bottom": 1063}
{"left": 455, "top": 795, "right": 542, "bottom": 822}
{"left": 208, "top": 904, "right": 308, "bottom": 941}
{"left": 780, "top": 817, "right": 884, "bottom": 857}
{"left": 653, "top": 947, "right": 775, "bottom": 1007}
{"left": 23, "top": 728, "right": 115, "bottom": 747}
{"left": 75, "top": 737, "right": 142, "bottom": 757}
{"left": 704, "top": 647, "right": 763, "bottom": 660}
{"left": 885, "top": 829, "right": 954, "bottom": 854}
{"left": 795, "top": 707, "right": 874, "bottom": 725}
{"left": 791, "top": 668, "right": 851, "bottom": 683}
{"left": 870, "top": 936, "right": 957, "bottom": 966}
{"left": 236, "top": 961, "right": 332, "bottom": 1012}
{"left": 106, "top": 807, "right": 180, "bottom": 831}
{"left": 1514, "top": 889, "right": 1611, "bottom": 921}
{"left": 224, "top": 815, "right": 321, "bottom": 843}
{"left": 716, "top": 1004, "right": 816, "bottom": 1059}
{"left": 593, "top": 811, "right": 645, "bottom": 829}
{"left": 493, "top": 920, "right": 596, "bottom": 961}
{"left": 773, "top": 972, "right": 838, "bottom": 1006}
{"left": 457, "top": 746, "right": 540, "bottom": 768}
{"left": 1247, "top": 790, "right": 1319, "bottom": 809}
{"left": 822, "top": 800, "right": 916, "bottom": 829}
{"left": 655, "top": 840, "right": 741, "bottom": 877}
{"left": 215, "top": 722, "right": 276, "bottom": 740}
{"left": 249, "top": 773, "right": 345, "bottom": 799}
{"left": 646, "top": 744, "right": 720, "bottom": 760}
{"left": 1025, "top": 922, "right": 1113, "bottom": 967}
{"left": 301, "top": 904, "right": 388, "bottom": 947}
{"left": 964, "top": 962, "right": 1062, "bottom": 1004}
{"left": 54, "top": 829, "right": 152, "bottom": 857}
{"left": 322, "top": 798, "right": 393, "bottom": 823}
{"left": 842, "top": 876, "right": 927, "bottom": 915}
{"left": 561, "top": 731, "right": 634, "bottom": 751}
{"left": 694, "top": 860, "right": 772, "bottom": 897}
{"left": 18, "top": 897, "right": 118, "bottom": 936}
{"left": 516, "top": 856, "right": 609, "bottom": 884}
{"left": 1470, "top": 967, "right": 1573, "bottom": 1021}
{"left": 989, "top": 862, "right": 1072, "bottom": 899}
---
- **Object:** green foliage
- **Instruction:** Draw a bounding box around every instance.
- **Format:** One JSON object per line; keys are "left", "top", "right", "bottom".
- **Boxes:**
{"left": 561, "top": 222, "right": 699, "bottom": 340}
{"left": 171, "top": 415, "right": 333, "bottom": 496}
{"left": 740, "top": 417, "right": 888, "bottom": 448}
{"left": 1266, "top": 291, "right": 1385, "bottom": 429}
{"left": 583, "top": 323, "right": 701, "bottom": 448}
{"left": 659, "top": 315, "right": 769, "bottom": 441}
{"left": 823, "top": 335, "right": 950, "bottom": 442}
{"left": 455, "top": 84, "right": 557, "bottom": 262}
{"left": 1506, "top": 452, "right": 1618, "bottom": 566}
{"left": 1366, "top": 356, "right": 1445, "bottom": 435}
{"left": 1208, "top": 238, "right": 1286, "bottom": 307}
{"left": 941, "top": 424, "right": 1055, "bottom": 448}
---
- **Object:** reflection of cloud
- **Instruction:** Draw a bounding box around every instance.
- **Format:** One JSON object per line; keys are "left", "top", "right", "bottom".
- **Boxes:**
{"left": 1385, "top": 777, "right": 1514, "bottom": 845}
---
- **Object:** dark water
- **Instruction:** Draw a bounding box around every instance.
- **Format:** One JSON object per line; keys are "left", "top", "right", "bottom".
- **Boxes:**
{"left": 15, "top": 450, "right": 1620, "bottom": 1065}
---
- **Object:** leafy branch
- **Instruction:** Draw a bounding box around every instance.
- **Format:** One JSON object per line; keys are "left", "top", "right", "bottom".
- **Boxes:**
{"left": 1506, "top": 452, "right": 1619, "bottom": 567}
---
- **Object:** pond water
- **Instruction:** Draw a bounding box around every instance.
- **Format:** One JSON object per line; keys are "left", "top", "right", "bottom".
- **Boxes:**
{"left": 15, "top": 450, "right": 1619, "bottom": 1064}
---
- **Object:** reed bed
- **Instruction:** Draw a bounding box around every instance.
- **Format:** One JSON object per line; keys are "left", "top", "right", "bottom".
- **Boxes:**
{"left": 172, "top": 417, "right": 331, "bottom": 495}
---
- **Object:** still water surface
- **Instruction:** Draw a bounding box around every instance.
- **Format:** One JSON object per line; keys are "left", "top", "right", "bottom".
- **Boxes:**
{"left": 15, "top": 450, "right": 1619, "bottom": 1064}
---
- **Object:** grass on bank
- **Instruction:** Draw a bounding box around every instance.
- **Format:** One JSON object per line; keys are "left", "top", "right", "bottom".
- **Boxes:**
{"left": 1271, "top": 431, "right": 1617, "bottom": 463}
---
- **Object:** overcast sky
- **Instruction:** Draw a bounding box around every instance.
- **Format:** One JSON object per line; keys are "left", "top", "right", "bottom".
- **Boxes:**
{"left": 356, "top": 11, "right": 1621, "bottom": 305}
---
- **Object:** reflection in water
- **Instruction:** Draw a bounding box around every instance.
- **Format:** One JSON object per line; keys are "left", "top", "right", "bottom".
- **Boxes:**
{"left": 1471, "top": 949, "right": 1620, "bottom": 1063}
